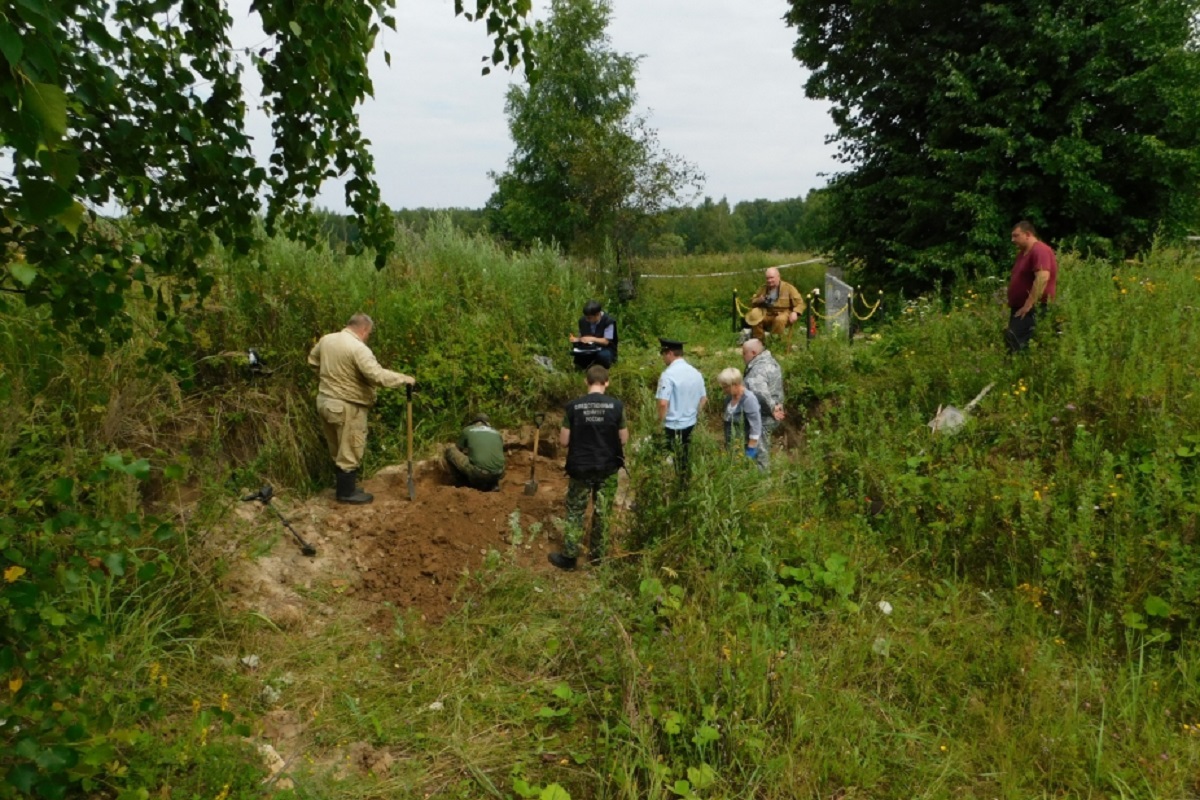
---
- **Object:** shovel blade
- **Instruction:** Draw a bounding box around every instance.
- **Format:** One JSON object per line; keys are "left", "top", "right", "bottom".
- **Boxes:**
{"left": 524, "top": 480, "right": 538, "bottom": 495}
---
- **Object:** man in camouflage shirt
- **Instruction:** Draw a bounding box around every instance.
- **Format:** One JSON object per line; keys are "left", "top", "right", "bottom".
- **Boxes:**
{"left": 741, "top": 338, "right": 785, "bottom": 470}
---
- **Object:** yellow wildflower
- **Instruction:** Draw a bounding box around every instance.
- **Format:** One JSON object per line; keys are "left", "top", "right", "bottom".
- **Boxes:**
{"left": 9, "top": 677, "right": 22, "bottom": 694}
{"left": 4, "top": 565, "right": 26, "bottom": 582}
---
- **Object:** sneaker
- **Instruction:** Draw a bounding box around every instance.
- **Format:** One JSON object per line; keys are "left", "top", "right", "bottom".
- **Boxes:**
{"left": 547, "top": 552, "right": 577, "bottom": 571}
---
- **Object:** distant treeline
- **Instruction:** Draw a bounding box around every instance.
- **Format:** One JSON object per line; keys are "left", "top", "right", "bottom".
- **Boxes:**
{"left": 315, "top": 190, "right": 831, "bottom": 257}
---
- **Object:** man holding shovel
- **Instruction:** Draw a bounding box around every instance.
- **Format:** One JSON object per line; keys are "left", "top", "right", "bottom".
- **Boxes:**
{"left": 308, "top": 313, "right": 415, "bottom": 505}
{"left": 548, "top": 365, "right": 628, "bottom": 571}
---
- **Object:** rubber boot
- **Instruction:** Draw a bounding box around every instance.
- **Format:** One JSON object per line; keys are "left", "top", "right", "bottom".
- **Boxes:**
{"left": 547, "top": 552, "right": 577, "bottom": 571}
{"left": 336, "top": 468, "right": 373, "bottom": 505}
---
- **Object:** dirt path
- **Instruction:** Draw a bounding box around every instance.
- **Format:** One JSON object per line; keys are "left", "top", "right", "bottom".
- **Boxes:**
{"left": 221, "top": 429, "right": 624, "bottom": 625}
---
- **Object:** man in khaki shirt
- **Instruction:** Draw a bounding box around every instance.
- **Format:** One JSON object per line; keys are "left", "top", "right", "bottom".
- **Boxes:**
{"left": 308, "top": 313, "right": 415, "bottom": 504}
{"left": 748, "top": 267, "right": 806, "bottom": 341}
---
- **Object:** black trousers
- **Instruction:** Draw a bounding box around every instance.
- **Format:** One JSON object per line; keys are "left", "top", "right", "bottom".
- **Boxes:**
{"left": 1005, "top": 307, "right": 1037, "bottom": 353}
{"left": 664, "top": 425, "right": 694, "bottom": 479}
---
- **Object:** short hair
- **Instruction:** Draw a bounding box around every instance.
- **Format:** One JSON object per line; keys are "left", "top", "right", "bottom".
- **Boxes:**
{"left": 585, "top": 364, "right": 609, "bottom": 386}
{"left": 716, "top": 368, "right": 743, "bottom": 387}
{"left": 1013, "top": 220, "right": 1038, "bottom": 237}
{"left": 742, "top": 338, "right": 764, "bottom": 357}
{"left": 347, "top": 313, "right": 374, "bottom": 331}
{"left": 472, "top": 412, "right": 490, "bottom": 426}
{"left": 582, "top": 299, "right": 603, "bottom": 317}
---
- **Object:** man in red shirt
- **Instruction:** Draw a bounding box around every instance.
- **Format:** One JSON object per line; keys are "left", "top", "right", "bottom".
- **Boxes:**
{"left": 1005, "top": 220, "right": 1057, "bottom": 352}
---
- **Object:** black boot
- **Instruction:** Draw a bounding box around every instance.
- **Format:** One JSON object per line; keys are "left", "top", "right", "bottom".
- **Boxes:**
{"left": 336, "top": 468, "right": 373, "bottom": 505}
{"left": 548, "top": 552, "right": 577, "bottom": 571}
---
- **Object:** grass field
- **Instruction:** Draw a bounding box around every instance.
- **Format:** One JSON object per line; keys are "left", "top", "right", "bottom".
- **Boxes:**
{"left": 2, "top": 228, "right": 1199, "bottom": 798}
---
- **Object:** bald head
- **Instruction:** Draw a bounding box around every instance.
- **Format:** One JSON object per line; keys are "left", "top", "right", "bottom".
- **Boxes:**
{"left": 765, "top": 268, "right": 781, "bottom": 290}
{"left": 742, "top": 338, "right": 764, "bottom": 364}
{"left": 346, "top": 313, "right": 374, "bottom": 342}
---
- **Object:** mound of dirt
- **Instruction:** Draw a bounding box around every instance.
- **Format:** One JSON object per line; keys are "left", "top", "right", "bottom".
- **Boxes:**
{"left": 221, "top": 428, "right": 624, "bottom": 624}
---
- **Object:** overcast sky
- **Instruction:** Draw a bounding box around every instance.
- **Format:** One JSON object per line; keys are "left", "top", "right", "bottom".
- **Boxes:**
{"left": 230, "top": 0, "right": 841, "bottom": 212}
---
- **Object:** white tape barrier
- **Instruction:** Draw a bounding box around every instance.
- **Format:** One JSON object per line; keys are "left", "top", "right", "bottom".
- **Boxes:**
{"left": 638, "top": 257, "right": 825, "bottom": 280}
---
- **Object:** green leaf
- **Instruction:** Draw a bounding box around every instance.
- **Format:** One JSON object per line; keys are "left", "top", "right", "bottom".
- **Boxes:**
{"left": 44, "top": 150, "right": 80, "bottom": 187}
{"left": 539, "top": 785, "right": 570, "bottom": 800}
{"left": 164, "top": 463, "right": 185, "bottom": 480}
{"left": 55, "top": 201, "right": 85, "bottom": 236}
{"left": 511, "top": 778, "right": 538, "bottom": 798}
{"left": 9, "top": 262, "right": 37, "bottom": 287}
{"left": 0, "top": 20, "right": 24, "bottom": 66}
{"left": 1144, "top": 595, "right": 1171, "bottom": 618}
{"left": 81, "top": 742, "right": 116, "bottom": 767}
{"left": 22, "top": 179, "right": 73, "bottom": 220}
{"left": 1122, "top": 610, "right": 1147, "bottom": 630}
{"left": 691, "top": 724, "right": 719, "bottom": 746}
{"left": 23, "top": 82, "right": 68, "bottom": 143}
{"left": 7, "top": 763, "right": 37, "bottom": 793}
{"left": 35, "top": 744, "right": 75, "bottom": 771}
{"left": 103, "top": 552, "right": 126, "bottom": 577}
{"left": 687, "top": 763, "right": 716, "bottom": 790}
{"left": 288, "top": 20, "right": 302, "bottom": 37}
{"left": 50, "top": 477, "right": 74, "bottom": 503}
{"left": 127, "top": 458, "right": 151, "bottom": 480}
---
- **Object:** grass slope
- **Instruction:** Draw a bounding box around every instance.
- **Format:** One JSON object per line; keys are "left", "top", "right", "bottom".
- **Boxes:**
{"left": 3, "top": 232, "right": 1199, "bottom": 799}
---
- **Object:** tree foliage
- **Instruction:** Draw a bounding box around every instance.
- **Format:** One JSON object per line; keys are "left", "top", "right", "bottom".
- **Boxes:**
{"left": 652, "top": 192, "right": 828, "bottom": 255}
{"left": 0, "top": 0, "right": 531, "bottom": 356}
{"left": 785, "top": 0, "right": 1200, "bottom": 286}
{"left": 486, "top": 0, "right": 702, "bottom": 258}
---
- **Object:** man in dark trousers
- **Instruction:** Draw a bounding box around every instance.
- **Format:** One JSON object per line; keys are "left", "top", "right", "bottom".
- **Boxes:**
{"left": 1005, "top": 220, "right": 1058, "bottom": 352}
{"left": 548, "top": 365, "right": 628, "bottom": 570}
{"left": 570, "top": 299, "right": 618, "bottom": 370}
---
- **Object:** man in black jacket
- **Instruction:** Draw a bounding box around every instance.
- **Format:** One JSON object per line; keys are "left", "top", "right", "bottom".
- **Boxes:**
{"left": 570, "top": 299, "right": 618, "bottom": 370}
{"left": 548, "top": 365, "right": 628, "bottom": 570}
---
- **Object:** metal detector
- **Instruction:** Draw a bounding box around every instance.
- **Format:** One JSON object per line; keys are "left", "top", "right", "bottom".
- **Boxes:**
{"left": 241, "top": 485, "right": 317, "bottom": 557}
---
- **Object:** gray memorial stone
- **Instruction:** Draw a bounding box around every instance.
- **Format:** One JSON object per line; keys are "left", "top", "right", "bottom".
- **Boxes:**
{"left": 824, "top": 270, "right": 852, "bottom": 341}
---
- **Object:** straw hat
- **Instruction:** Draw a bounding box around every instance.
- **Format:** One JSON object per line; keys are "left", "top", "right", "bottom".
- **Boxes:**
{"left": 744, "top": 307, "right": 766, "bottom": 326}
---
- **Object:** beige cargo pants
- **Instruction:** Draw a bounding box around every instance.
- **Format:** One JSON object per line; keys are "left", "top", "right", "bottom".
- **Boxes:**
{"left": 317, "top": 393, "right": 369, "bottom": 471}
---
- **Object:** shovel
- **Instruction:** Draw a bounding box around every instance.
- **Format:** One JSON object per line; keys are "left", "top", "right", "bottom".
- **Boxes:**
{"left": 524, "top": 412, "right": 546, "bottom": 495}
{"left": 406, "top": 384, "right": 415, "bottom": 500}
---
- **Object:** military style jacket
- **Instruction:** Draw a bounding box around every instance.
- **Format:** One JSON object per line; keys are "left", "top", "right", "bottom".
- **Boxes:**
{"left": 308, "top": 329, "right": 411, "bottom": 407}
{"left": 744, "top": 350, "right": 784, "bottom": 413}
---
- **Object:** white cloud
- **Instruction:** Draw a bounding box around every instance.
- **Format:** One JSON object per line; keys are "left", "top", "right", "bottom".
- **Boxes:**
{"left": 229, "top": 0, "right": 840, "bottom": 211}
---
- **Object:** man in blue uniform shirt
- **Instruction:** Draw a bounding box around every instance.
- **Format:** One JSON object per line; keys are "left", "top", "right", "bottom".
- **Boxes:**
{"left": 655, "top": 337, "right": 707, "bottom": 481}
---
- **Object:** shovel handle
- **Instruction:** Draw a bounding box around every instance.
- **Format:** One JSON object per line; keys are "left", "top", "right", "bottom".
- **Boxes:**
{"left": 406, "top": 386, "right": 414, "bottom": 460}
{"left": 530, "top": 425, "right": 540, "bottom": 480}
